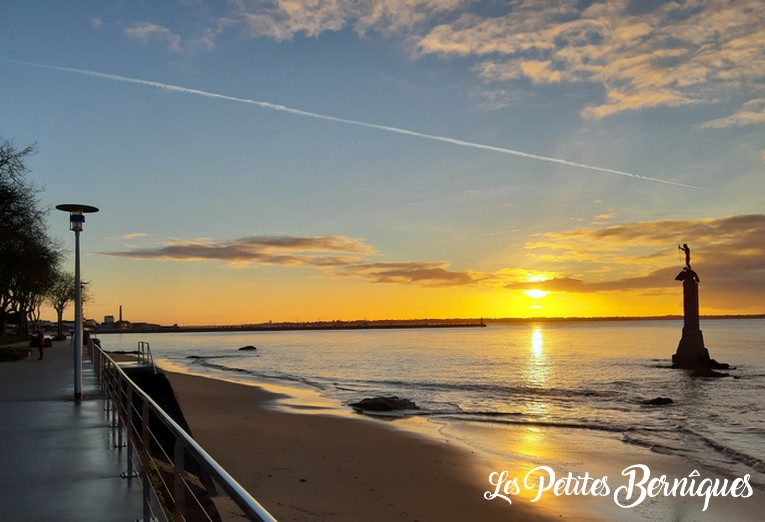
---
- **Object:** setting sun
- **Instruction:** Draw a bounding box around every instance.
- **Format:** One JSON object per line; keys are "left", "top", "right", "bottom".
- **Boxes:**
{"left": 523, "top": 289, "right": 549, "bottom": 299}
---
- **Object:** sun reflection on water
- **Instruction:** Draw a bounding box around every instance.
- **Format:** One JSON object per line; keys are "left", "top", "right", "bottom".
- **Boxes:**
{"left": 522, "top": 328, "right": 553, "bottom": 418}
{"left": 525, "top": 328, "right": 551, "bottom": 388}
{"left": 532, "top": 328, "right": 543, "bottom": 356}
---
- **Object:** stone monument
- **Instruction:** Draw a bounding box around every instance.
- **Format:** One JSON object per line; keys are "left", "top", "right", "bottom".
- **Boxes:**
{"left": 671, "top": 244, "right": 728, "bottom": 372}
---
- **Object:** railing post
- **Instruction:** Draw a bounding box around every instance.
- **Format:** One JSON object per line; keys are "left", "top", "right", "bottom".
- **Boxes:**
{"left": 141, "top": 401, "right": 152, "bottom": 522}
{"left": 122, "top": 387, "right": 137, "bottom": 479}
{"left": 142, "top": 468, "right": 152, "bottom": 522}
{"left": 174, "top": 439, "right": 185, "bottom": 518}
{"left": 104, "top": 364, "right": 112, "bottom": 414}
{"left": 115, "top": 372, "right": 125, "bottom": 449}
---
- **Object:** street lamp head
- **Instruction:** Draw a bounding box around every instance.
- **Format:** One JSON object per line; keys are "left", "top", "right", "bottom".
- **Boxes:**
{"left": 56, "top": 204, "right": 99, "bottom": 232}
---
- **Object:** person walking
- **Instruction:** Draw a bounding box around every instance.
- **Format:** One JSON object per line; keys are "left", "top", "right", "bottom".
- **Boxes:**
{"left": 36, "top": 329, "right": 45, "bottom": 360}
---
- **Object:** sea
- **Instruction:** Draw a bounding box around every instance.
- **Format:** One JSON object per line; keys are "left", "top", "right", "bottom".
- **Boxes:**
{"left": 99, "top": 318, "right": 765, "bottom": 488}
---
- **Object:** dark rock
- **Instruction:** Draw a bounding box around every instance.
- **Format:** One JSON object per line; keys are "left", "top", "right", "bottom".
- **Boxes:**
{"left": 643, "top": 397, "right": 673, "bottom": 406}
{"left": 238, "top": 345, "right": 257, "bottom": 351}
{"left": 690, "top": 368, "right": 729, "bottom": 378}
{"left": 708, "top": 358, "right": 730, "bottom": 369}
{"left": 349, "top": 396, "right": 419, "bottom": 412}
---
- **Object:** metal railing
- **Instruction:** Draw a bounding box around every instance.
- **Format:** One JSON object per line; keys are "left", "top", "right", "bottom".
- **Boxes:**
{"left": 89, "top": 341, "right": 278, "bottom": 522}
{"left": 137, "top": 341, "right": 156, "bottom": 372}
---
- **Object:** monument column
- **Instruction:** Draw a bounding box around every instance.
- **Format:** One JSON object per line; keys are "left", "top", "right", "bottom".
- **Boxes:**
{"left": 672, "top": 267, "right": 707, "bottom": 368}
{"left": 671, "top": 244, "right": 728, "bottom": 371}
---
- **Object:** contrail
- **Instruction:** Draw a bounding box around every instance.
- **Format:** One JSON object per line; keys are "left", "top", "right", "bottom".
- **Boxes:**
{"left": 5, "top": 59, "right": 703, "bottom": 190}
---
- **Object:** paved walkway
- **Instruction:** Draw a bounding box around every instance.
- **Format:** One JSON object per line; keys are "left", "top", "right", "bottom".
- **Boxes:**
{"left": 0, "top": 339, "right": 144, "bottom": 521}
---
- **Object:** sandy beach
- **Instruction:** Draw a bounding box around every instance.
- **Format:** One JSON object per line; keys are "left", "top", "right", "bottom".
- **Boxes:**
{"left": 165, "top": 370, "right": 559, "bottom": 521}
{"left": 165, "top": 370, "right": 762, "bottom": 521}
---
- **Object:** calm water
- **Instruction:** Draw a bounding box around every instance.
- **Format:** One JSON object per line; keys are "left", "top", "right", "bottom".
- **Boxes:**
{"left": 100, "top": 319, "right": 765, "bottom": 484}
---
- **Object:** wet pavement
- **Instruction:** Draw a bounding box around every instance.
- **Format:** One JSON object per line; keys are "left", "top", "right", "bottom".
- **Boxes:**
{"left": 0, "top": 339, "right": 144, "bottom": 521}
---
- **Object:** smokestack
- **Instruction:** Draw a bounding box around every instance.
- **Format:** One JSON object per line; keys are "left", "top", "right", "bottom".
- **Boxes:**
{"left": 119, "top": 305, "right": 123, "bottom": 323}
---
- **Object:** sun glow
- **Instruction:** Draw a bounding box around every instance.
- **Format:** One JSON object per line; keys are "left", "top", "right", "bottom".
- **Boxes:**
{"left": 523, "top": 289, "right": 549, "bottom": 299}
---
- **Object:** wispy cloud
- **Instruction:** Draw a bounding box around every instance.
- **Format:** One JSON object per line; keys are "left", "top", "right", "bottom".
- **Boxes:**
{"left": 124, "top": 22, "right": 183, "bottom": 53}
{"left": 121, "top": 232, "right": 147, "bottom": 241}
{"left": 103, "top": 215, "right": 765, "bottom": 305}
{"left": 229, "top": 0, "right": 466, "bottom": 41}
{"left": 519, "top": 214, "right": 765, "bottom": 307}
{"left": 415, "top": 0, "right": 765, "bottom": 124}
{"left": 5, "top": 60, "right": 700, "bottom": 189}
{"left": 106, "top": 234, "right": 481, "bottom": 287}
{"left": 699, "top": 99, "right": 765, "bottom": 129}
{"left": 107, "top": 235, "right": 375, "bottom": 268}
{"left": 335, "top": 261, "right": 477, "bottom": 286}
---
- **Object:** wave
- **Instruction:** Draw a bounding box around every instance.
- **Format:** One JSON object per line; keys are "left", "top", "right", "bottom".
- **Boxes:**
{"left": 181, "top": 357, "right": 626, "bottom": 404}
{"left": 186, "top": 356, "right": 325, "bottom": 390}
{"left": 677, "top": 426, "right": 765, "bottom": 474}
{"left": 328, "top": 375, "right": 621, "bottom": 401}
{"left": 186, "top": 354, "right": 257, "bottom": 360}
{"left": 432, "top": 412, "right": 628, "bottom": 433}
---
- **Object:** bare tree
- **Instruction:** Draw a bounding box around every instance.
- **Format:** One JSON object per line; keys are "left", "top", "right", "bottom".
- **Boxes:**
{"left": 46, "top": 271, "right": 78, "bottom": 339}
{"left": 0, "top": 139, "right": 62, "bottom": 335}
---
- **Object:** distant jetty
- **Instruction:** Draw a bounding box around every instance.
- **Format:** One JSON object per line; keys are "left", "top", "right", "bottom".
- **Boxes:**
{"left": 95, "top": 318, "right": 487, "bottom": 334}
{"left": 91, "top": 314, "right": 765, "bottom": 335}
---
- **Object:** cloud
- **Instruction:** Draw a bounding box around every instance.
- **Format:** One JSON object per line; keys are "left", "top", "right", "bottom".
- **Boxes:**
{"left": 519, "top": 214, "right": 765, "bottom": 305}
{"left": 121, "top": 232, "right": 147, "bottom": 241}
{"left": 90, "top": 17, "right": 103, "bottom": 29}
{"left": 103, "top": 216, "right": 765, "bottom": 307}
{"left": 592, "top": 212, "right": 614, "bottom": 225}
{"left": 107, "top": 235, "right": 376, "bottom": 267}
{"left": 504, "top": 269, "right": 679, "bottom": 293}
{"left": 229, "top": 0, "right": 466, "bottom": 41}
{"left": 699, "top": 99, "right": 765, "bottom": 129}
{"left": 124, "top": 22, "right": 183, "bottom": 53}
{"left": 414, "top": 0, "right": 765, "bottom": 122}
{"left": 106, "top": 233, "right": 483, "bottom": 287}
{"left": 143, "top": 1, "right": 762, "bottom": 122}
{"left": 336, "top": 261, "right": 477, "bottom": 287}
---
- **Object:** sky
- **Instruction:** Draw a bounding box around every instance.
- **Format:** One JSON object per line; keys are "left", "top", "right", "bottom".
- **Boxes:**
{"left": 2, "top": 0, "right": 764, "bottom": 325}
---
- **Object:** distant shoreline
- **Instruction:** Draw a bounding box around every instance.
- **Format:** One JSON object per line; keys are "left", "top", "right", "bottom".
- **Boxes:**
{"left": 93, "top": 313, "right": 765, "bottom": 335}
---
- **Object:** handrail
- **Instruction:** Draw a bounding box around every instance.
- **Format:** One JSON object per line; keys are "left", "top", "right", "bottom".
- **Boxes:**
{"left": 90, "top": 341, "right": 278, "bottom": 522}
{"left": 136, "top": 341, "right": 156, "bottom": 372}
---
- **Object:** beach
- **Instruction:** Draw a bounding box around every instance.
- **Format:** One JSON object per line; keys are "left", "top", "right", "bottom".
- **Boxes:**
{"left": 164, "top": 368, "right": 763, "bottom": 521}
{"left": 165, "top": 370, "right": 555, "bottom": 521}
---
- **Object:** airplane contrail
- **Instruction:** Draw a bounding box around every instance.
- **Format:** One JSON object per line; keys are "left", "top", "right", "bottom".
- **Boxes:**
{"left": 4, "top": 59, "right": 703, "bottom": 190}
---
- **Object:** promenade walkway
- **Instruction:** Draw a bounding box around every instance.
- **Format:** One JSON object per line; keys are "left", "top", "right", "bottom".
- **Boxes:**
{"left": 0, "top": 339, "right": 143, "bottom": 521}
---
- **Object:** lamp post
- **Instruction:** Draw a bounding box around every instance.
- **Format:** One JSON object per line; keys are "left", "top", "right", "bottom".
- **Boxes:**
{"left": 56, "top": 204, "right": 99, "bottom": 401}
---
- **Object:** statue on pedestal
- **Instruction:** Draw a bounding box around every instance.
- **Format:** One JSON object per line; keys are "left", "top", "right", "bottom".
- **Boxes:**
{"left": 671, "top": 244, "right": 729, "bottom": 374}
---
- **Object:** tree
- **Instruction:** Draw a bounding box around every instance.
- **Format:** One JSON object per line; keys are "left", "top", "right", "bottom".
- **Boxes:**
{"left": 46, "top": 271, "right": 87, "bottom": 339}
{"left": 0, "top": 139, "right": 62, "bottom": 335}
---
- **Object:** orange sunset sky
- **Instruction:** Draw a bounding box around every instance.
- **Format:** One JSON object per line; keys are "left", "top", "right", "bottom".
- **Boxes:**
{"left": 3, "top": 1, "right": 763, "bottom": 325}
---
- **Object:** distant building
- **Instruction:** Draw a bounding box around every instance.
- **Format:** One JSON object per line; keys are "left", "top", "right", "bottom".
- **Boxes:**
{"left": 104, "top": 315, "right": 115, "bottom": 326}
{"left": 115, "top": 305, "right": 130, "bottom": 330}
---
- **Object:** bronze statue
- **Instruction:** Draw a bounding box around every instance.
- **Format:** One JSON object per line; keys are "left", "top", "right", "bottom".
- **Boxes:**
{"left": 678, "top": 243, "right": 691, "bottom": 269}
